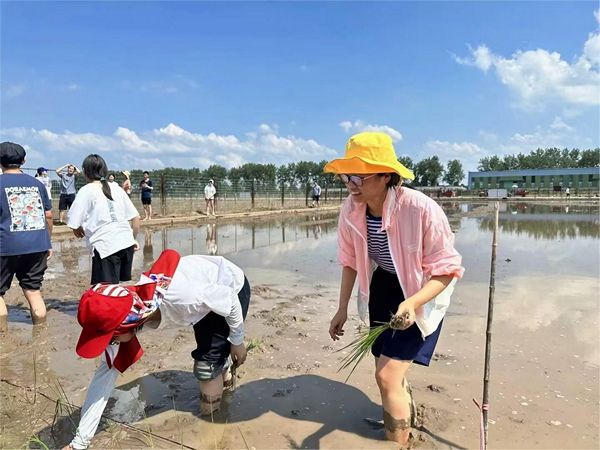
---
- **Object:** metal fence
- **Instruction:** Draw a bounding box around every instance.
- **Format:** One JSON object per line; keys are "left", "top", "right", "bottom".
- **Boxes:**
{"left": 21, "top": 168, "right": 348, "bottom": 216}
{"left": 20, "top": 167, "right": 597, "bottom": 218}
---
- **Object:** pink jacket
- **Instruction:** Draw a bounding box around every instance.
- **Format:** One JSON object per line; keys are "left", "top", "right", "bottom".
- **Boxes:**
{"left": 337, "top": 186, "right": 465, "bottom": 337}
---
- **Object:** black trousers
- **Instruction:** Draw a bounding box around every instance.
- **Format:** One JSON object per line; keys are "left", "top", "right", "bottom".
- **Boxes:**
{"left": 191, "top": 276, "right": 251, "bottom": 365}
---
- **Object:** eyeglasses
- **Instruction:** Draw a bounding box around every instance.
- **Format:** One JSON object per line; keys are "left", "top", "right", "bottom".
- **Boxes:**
{"left": 339, "top": 174, "right": 378, "bottom": 186}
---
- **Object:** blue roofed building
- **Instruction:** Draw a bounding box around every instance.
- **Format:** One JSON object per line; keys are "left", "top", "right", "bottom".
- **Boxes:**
{"left": 468, "top": 167, "right": 600, "bottom": 191}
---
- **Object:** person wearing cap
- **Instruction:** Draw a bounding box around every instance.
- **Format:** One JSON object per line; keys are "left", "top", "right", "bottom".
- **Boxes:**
{"left": 325, "top": 132, "right": 464, "bottom": 445}
{"left": 55, "top": 162, "right": 80, "bottom": 225}
{"left": 204, "top": 179, "right": 216, "bottom": 216}
{"left": 121, "top": 170, "right": 132, "bottom": 196}
{"left": 63, "top": 249, "right": 251, "bottom": 450}
{"left": 35, "top": 167, "right": 53, "bottom": 200}
{"left": 0, "top": 142, "right": 53, "bottom": 331}
{"left": 67, "top": 154, "right": 140, "bottom": 285}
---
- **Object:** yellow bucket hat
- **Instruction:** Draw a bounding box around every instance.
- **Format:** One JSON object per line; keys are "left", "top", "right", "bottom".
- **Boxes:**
{"left": 324, "top": 132, "right": 415, "bottom": 180}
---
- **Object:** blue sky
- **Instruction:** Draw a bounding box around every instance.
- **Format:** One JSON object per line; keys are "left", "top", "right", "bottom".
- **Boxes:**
{"left": 1, "top": 1, "right": 598, "bottom": 175}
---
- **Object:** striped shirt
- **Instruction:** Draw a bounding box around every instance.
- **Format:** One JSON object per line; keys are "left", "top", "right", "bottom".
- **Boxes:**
{"left": 366, "top": 212, "right": 396, "bottom": 273}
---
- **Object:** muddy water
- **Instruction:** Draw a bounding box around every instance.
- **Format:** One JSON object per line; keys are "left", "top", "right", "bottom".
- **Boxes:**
{"left": 1, "top": 203, "right": 598, "bottom": 449}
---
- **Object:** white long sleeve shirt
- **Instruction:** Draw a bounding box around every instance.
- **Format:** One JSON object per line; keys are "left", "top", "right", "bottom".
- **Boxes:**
{"left": 70, "top": 255, "right": 246, "bottom": 449}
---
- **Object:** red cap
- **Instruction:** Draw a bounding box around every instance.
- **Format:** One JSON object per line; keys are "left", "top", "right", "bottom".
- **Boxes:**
{"left": 143, "top": 248, "right": 181, "bottom": 279}
{"left": 76, "top": 285, "right": 134, "bottom": 359}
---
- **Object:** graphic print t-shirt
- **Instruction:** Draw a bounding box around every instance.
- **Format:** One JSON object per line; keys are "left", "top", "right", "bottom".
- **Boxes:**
{"left": 0, "top": 173, "right": 52, "bottom": 256}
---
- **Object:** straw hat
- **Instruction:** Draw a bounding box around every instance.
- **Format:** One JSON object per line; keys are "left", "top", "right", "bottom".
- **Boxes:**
{"left": 122, "top": 170, "right": 131, "bottom": 178}
{"left": 324, "top": 132, "right": 414, "bottom": 180}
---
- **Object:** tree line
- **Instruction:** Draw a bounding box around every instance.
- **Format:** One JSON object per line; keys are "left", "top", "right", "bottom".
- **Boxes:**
{"left": 478, "top": 147, "right": 599, "bottom": 172}
{"left": 123, "top": 157, "right": 466, "bottom": 189}
{"left": 117, "top": 147, "right": 598, "bottom": 190}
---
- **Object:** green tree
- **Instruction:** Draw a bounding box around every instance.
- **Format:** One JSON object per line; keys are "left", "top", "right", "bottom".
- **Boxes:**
{"left": 443, "top": 159, "right": 465, "bottom": 186}
{"left": 397, "top": 155, "right": 414, "bottom": 171}
{"left": 578, "top": 148, "right": 600, "bottom": 167}
{"left": 203, "top": 164, "right": 227, "bottom": 182}
{"left": 414, "top": 156, "right": 444, "bottom": 186}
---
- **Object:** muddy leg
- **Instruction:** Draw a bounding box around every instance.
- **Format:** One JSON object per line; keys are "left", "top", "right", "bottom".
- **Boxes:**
{"left": 375, "top": 356, "right": 413, "bottom": 445}
{"left": 199, "top": 377, "right": 224, "bottom": 416}
{"left": 23, "top": 289, "right": 46, "bottom": 325}
{"left": 0, "top": 296, "right": 7, "bottom": 333}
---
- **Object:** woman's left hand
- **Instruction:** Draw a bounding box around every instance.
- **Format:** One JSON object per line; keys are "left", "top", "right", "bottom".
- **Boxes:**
{"left": 391, "top": 301, "right": 416, "bottom": 330}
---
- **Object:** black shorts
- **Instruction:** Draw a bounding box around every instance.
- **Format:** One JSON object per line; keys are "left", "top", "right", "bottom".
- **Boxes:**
{"left": 141, "top": 197, "right": 152, "bottom": 205}
{"left": 59, "top": 193, "right": 76, "bottom": 211}
{"left": 0, "top": 251, "right": 49, "bottom": 295}
{"left": 369, "top": 267, "right": 442, "bottom": 366}
{"left": 312, "top": 195, "right": 320, "bottom": 201}
{"left": 91, "top": 245, "right": 135, "bottom": 284}
{"left": 191, "top": 277, "right": 251, "bottom": 370}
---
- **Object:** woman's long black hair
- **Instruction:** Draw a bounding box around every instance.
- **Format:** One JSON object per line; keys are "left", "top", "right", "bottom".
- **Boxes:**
{"left": 82, "top": 154, "right": 113, "bottom": 201}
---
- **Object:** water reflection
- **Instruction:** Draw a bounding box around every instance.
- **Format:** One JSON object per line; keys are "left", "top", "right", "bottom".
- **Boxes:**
{"left": 50, "top": 213, "right": 339, "bottom": 273}
{"left": 206, "top": 222, "right": 218, "bottom": 255}
{"left": 479, "top": 202, "right": 599, "bottom": 239}
{"left": 143, "top": 228, "right": 154, "bottom": 264}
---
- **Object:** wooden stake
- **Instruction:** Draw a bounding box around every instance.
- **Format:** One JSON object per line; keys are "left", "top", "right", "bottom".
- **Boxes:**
{"left": 482, "top": 202, "right": 500, "bottom": 449}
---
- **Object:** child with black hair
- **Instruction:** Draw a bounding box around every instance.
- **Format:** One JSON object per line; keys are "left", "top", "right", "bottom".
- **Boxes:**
{"left": 67, "top": 154, "right": 141, "bottom": 284}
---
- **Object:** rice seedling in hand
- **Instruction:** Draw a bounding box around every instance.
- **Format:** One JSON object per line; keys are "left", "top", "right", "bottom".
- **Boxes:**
{"left": 337, "top": 322, "right": 389, "bottom": 383}
{"left": 337, "top": 312, "right": 413, "bottom": 383}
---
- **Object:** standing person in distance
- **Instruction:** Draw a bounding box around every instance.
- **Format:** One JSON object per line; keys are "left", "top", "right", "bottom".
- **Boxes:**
{"left": 311, "top": 181, "right": 322, "bottom": 208}
{"left": 0, "top": 142, "right": 53, "bottom": 331}
{"left": 35, "top": 167, "right": 53, "bottom": 202}
{"left": 204, "top": 179, "right": 216, "bottom": 216}
{"left": 139, "top": 171, "right": 153, "bottom": 220}
{"left": 326, "top": 132, "right": 464, "bottom": 446}
{"left": 55, "top": 163, "right": 80, "bottom": 224}
{"left": 67, "top": 154, "right": 140, "bottom": 284}
{"left": 121, "top": 171, "right": 132, "bottom": 196}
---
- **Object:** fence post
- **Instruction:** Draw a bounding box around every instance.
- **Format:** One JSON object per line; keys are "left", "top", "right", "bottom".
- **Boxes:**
{"left": 324, "top": 184, "right": 328, "bottom": 204}
{"left": 160, "top": 174, "right": 167, "bottom": 216}
{"left": 305, "top": 182, "right": 309, "bottom": 206}
{"left": 281, "top": 181, "right": 285, "bottom": 207}
{"left": 251, "top": 179, "right": 256, "bottom": 209}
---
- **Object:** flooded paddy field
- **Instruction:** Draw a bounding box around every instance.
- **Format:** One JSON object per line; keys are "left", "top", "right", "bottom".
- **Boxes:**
{"left": 1, "top": 201, "right": 598, "bottom": 449}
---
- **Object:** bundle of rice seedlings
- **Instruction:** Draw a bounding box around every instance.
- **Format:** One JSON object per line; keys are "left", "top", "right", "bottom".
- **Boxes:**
{"left": 337, "top": 312, "right": 412, "bottom": 382}
{"left": 337, "top": 322, "right": 390, "bottom": 383}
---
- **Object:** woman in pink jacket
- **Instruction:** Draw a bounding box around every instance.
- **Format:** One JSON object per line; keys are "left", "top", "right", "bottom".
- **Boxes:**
{"left": 326, "top": 132, "right": 464, "bottom": 446}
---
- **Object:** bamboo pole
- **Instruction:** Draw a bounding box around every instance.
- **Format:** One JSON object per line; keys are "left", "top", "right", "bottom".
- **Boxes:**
{"left": 482, "top": 201, "right": 500, "bottom": 449}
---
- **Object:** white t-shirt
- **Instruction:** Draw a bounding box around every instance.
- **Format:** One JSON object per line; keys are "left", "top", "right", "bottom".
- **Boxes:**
{"left": 67, "top": 182, "right": 139, "bottom": 258}
{"left": 157, "top": 255, "right": 245, "bottom": 345}
{"left": 204, "top": 184, "right": 216, "bottom": 200}
{"left": 36, "top": 175, "right": 52, "bottom": 199}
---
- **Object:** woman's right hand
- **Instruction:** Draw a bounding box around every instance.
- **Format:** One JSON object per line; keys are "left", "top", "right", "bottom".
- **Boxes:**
{"left": 329, "top": 309, "right": 348, "bottom": 341}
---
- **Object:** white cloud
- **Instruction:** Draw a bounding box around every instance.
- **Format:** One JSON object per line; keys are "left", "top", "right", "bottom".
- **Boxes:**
{"left": 66, "top": 83, "right": 82, "bottom": 91}
{"left": 549, "top": 116, "right": 574, "bottom": 132}
{"left": 338, "top": 120, "right": 403, "bottom": 142}
{"left": 4, "top": 84, "right": 26, "bottom": 99}
{"left": 0, "top": 123, "right": 336, "bottom": 171}
{"left": 424, "top": 140, "right": 486, "bottom": 159}
{"left": 454, "top": 11, "right": 600, "bottom": 109}
{"left": 418, "top": 116, "right": 590, "bottom": 174}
